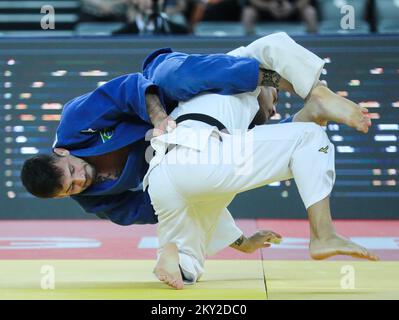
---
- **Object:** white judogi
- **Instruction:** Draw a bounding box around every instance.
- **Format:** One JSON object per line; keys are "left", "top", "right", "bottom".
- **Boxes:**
{"left": 143, "top": 32, "right": 335, "bottom": 283}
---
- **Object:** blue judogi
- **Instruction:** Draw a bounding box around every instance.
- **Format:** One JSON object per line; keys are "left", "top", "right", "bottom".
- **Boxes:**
{"left": 53, "top": 48, "right": 260, "bottom": 226}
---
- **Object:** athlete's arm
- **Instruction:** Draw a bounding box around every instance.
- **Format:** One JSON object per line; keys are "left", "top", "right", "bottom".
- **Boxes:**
{"left": 230, "top": 230, "right": 282, "bottom": 253}
{"left": 251, "top": 87, "right": 278, "bottom": 126}
{"left": 145, "top": 87, "right": 176, "bottom": 136}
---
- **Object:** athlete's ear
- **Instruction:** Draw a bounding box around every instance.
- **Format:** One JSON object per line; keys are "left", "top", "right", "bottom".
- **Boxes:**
{"left": 53, "top": 148, "right": 70, "bottom": 157}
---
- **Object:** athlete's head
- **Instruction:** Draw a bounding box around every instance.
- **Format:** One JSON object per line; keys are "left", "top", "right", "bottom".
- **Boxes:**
{"left": 21, "top": 148, "right": 96, "bottom": 198}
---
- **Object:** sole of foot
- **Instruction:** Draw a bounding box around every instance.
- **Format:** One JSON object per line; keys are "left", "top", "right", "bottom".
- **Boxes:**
{"left": 308, "top": 86, "right": 372, "bottom": 133}
{"left": 310, "top": 234, "right": 379, "bottom": 261}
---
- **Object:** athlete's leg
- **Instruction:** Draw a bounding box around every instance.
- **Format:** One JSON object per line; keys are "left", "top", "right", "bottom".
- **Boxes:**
{"left": 154, "top": 242, "right": 184, "bottom": 290}
{"left": 153, "top": 32, "right": 322, "bottom": 102}
{"left": 228, "top": 32, "right": 324, "bottom": 99}
{"left": 296, "top": 85, "right": 372, "bottom": 133}
{"left": 308, "top": 196, "right": 379, "bottom": 261}
{"left": 234, "top": 34, "right": 372, "bottom": 133}
{"left": 257, "top": 84, "right": 372, "bottom": 133}
{"left": 148, "top": 157, "right": 238, "bottom": 289}
{"left": 161, "top": 122, "right": 377, "bottom": 262}
{"left": 253, "top": 89, "right": 377, "bottom": 259}
{"left": 272, "top": 82, "right": 372, "bottom": 133}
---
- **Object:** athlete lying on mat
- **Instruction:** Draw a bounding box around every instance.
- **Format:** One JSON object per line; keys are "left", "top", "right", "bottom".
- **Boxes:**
{"left": 21, "top": 33, "right": 378, "bottom": 290}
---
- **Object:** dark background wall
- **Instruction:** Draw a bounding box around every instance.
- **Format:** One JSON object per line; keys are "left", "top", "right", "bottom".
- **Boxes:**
{"left": 1, "top": 35, "right": 398, "bottom": 220}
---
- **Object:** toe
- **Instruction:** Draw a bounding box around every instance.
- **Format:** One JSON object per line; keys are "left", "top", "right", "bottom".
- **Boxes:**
{"left": 361, "top": 125, "right": 369, "bottom": 134}
{"left": 170, "top": 279, "right": 184, "bottom": 290}
{"left": 175, "top": 281, "right": 184, "bottom": 290}
{"left": 165, "top": 277, "right": 175, "bottom": 288}
{"left": 159, "top": 275, "right": 167, "bottom": 281}
{"left": 367, "top": 251, "right": 379, "bottom": 261}
{"left": 360, "top": 107, "right": 369, "bottom": 114}
{"left": 364, "top": 116, "right": 372, "bottom": 127}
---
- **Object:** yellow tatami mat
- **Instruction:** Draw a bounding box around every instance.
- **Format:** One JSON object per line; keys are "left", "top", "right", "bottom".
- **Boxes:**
{"left": 264, "top": 260, "right": 399, "bottom": 300}
{"left": 2, "top": 260, "right": 398, "bottom": 300}
{"left": 0, "top": 260, "right": 267, "bottom": 300}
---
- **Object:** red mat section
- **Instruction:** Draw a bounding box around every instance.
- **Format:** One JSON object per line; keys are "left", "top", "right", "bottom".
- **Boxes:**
{"left": 0, "top": 219, "right": 398, "bottom": 261}
{"left": 257, "top": 219, "right": 399, "bottom": 261}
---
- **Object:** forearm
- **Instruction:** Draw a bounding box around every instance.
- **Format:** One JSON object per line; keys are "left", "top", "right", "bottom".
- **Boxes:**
{"left": 252, "top": 111, "right": 268, "bottom": 126}
{"left": 229, "top": 234, "right": 252, "bottom": 253}
{"left": 145, "top": 87, "right": 167, "bottom": 126}
{"left": 252, "top": 86, "right": 278, "bottom": 126}
{"left": 251, "top": 104, "right": 268, "bottom": 125}
{"left": 145, "top": 87, "right": 177, "bottom": 136}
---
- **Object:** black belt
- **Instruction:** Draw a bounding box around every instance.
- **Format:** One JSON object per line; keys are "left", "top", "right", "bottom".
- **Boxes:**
{"left": 175, "top": 113, "right": 228, "bottom": 133}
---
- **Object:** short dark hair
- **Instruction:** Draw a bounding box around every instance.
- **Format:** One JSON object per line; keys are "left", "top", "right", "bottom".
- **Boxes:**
{"left": 21, "top": 154, "right": 64, "bottom": 198}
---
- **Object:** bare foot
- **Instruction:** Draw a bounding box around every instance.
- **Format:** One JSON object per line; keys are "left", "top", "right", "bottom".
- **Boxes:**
{"left": 304, "top": 85, "right": 372, "bottom": 133}
{"left": 310, "top": 234, "right": 379, "bottom": 261}
{"left": 153, "top": 242, "right": 184, "bottom": 290}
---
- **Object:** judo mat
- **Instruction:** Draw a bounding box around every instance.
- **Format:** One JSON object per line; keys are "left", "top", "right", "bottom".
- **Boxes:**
{"left": 0, "top": 219, "right": 399, "bottom": 300}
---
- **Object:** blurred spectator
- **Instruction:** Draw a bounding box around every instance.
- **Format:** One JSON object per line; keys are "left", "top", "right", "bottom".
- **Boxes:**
{"left": 164, "top": 0, "right": 187, "bottom": 20}
{"left": 189, "top": 0, "right": 242, "bottom": 32}
{"left": 241, "top": 0, "right": 318, "bottom": 34}
{"left": 79, "top": 0, "right": 127, "bottom": 22}
{"left": 113, "top": 0, "right": 189, "bottom": 35}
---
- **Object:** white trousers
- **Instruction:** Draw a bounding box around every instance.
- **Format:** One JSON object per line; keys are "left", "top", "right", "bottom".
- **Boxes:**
{"left": 146, "top": 33, "right": 331, "bottom": 283}
{"left": 148, "top": 123, "right": 335, "bottom": 283}
{"left": 228, "top": 32, "right": 324, "bottom": 100}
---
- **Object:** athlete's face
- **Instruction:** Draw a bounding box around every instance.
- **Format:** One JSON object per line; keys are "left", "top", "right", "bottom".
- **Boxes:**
{"left": 52, "top": 149, "right": 96, "bottom": 198}
{"left": 258, "top": 87, "right": 278, "bottom": 121}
